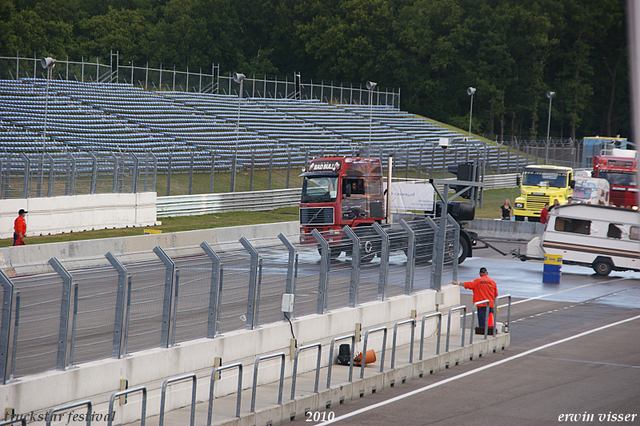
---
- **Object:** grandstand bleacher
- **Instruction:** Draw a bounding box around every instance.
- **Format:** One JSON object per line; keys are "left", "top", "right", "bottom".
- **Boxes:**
{"left": 0, "top": 78, "right": 531, "bottom": 185}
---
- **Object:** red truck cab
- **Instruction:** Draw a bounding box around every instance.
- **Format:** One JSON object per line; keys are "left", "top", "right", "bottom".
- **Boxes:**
{"left": 593, "top": 151, "right": 638, "bottom": 209}
{"left": 299, "top": 156, "right": 385, "bottom": 245}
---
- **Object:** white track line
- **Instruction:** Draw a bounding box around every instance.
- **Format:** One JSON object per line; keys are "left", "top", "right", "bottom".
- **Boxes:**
{"left": 319, "top": 313, "right": 640, "bottom": 425}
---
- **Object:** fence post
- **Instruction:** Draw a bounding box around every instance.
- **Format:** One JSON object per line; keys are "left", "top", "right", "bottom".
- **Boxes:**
{"left": 0, "top": 270, "right": 14, "bottom": 384}
{"left": 48, "top": 257, "right": 72, "bottom": 370}
{"left": 152, "top": 246, "right": 175, "bottom": 348}
{"left": 166, "top": 152, "right": 172, "bottom": 196}
{"left": 210, "top": 150, "right": 216, "bottom": 193}
{"left": 311, "top": 230, "right": 329, "bottom": 314}
{"left": 277, "top": 234, "right": 297, "bottom": 316}
{"left": 372, "top": 223, "right": 390, "bottom": 300}
{"left": 342, "top": 226, "right": 360, "bottom": 307}
{"left": 105, "top": 252, "right": 128, "bottom": 358}
{"left": 446, "top": 214, "right": 460, "bottom": 282}
{"left": 239, "top": 237, "right": 260, "bottom": 329}
{"left": 46, "top": 153, "right": 54, "bottom": 197}
{"left": 89, "top": 151, "right": 98, "bottom": 194}
{"left": 19, "top": 153, "right": 29, "bottom": 199}
{"left": 200, "top": 242, "right": 222, "bottom": 338}
{"left": 131, "top": 153, "right": 139, "bottom": 193}
{"left": 399, "top": 220, "right": 415, "bottom": 294}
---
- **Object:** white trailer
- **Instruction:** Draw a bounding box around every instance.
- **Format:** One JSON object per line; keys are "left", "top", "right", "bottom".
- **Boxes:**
{"left": 522, "top": 204, "right": 640, "bottom": 275}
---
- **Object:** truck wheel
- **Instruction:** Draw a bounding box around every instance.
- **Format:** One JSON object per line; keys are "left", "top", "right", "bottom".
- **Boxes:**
{"left": 593, "top": 260, "right": 613, "bottom": 276}
{"left": 353, "top": 227, "right": 380, "bottom": 262}
{"left": 457, "top": 236, "right": 470, "bottom": 264}
{"left": 318, "top": 246, "right": 342, "bottom": 260}
{"left": 515, "top": 216, "right": 524, "bottom": 222}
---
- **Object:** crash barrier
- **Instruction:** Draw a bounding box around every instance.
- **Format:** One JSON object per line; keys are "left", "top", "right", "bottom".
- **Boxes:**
{"left": 45, "top": 400, "right": 92, "bottom": 426}
{"left": 420, "top": 312, "right": 442, "bottom": 358}
{"left": 391, "top": 319, "right": 415, "bottom": 368}
{"left": 446, "top": 306, "right": 467, "bottom": 352}
{"left": 360, "top": 327, "right": 388, "bottom": 378}
{"left": 495, "top": 294, "right": 512, "bottom": 336}
{"left": 250, "top": 352, "right": 286, "bottom": 413}
{"left": 290, "top": 344, "right": 323, "bottom": 400}
{"left": 108, "top": 386, "right": 147, "bottom": 426}
{"left": 0, "top": 217, "right": 459, "bottom": 382}
{"left": 326, "top": 334, "right": 356, "bottom": 389}
{"left": 470, "top": 300, "right": 492, "bottom": 343}
{"left": 207, "top": 363, "right": 243, "bottom": 424}
{"left": 159, "top": 374, "right": 197, "bottom": 426}
{"left": 36, "top": 312, "right": 509, "bottom": 426}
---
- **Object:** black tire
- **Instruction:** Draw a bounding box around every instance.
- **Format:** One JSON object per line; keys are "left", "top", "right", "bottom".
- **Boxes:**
{"left": 593, "top": 260, "right": 613, "bottom": 276}
{"left": 353, "top": 226, "right": 381, "bottom": 262}
{"left": 318, "top": 246, "right": 343, "bottom": 260}
{"left": 457, "top": 236, "right": 470, "bottom": 265}
{"left": 515, "top": 215, "right": 524, "bottom": 222}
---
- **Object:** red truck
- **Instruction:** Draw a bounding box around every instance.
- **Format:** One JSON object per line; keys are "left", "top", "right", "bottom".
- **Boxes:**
{"left": 299, "top": 156, "right": 474, "bottom": 263}
{"left": 593, "top": 149, "right": 638, "bottom": 209}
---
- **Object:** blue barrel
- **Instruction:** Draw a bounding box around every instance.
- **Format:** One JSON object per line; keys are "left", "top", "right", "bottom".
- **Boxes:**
{"left": 543, "top": 254, "right": 562, "bottom": 283}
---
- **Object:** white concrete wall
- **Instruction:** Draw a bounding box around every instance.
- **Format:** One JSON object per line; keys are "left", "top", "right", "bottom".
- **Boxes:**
{"left": 0, "top": 192, "right": 158, "bottom": 240}
{"left": 0, "top": 218, "right": 299, "bottom": 272}
{"left": 0, "top": 284, "right": 460, "bottom": 424}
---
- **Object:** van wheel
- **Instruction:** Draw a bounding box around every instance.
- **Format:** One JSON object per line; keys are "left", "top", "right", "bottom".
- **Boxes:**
{"left": 515, "top": 216, "right": 524, "bottom": 222}
{"left": 593, "top": 260, "right": 613, "bottom": 276}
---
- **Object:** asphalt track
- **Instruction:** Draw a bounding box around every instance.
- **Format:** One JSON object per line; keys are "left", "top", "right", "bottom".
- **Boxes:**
{"left": 291, "top": 241, "right": 640, "bottom": 426}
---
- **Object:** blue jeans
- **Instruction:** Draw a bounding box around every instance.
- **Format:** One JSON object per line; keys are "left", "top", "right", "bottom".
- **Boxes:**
{"left": 477, "top": 305, "right": 494, "bottom": 327}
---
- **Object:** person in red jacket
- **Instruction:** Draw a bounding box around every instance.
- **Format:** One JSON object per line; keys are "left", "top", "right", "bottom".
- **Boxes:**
{"left": 13, "top": 209, "right": 27, "bottom": 246}
{"left": 540, "top": 202, "right": 549, "bottom": 224}
{"left": 453, "top": 267, "right": 498, "bottom": 327}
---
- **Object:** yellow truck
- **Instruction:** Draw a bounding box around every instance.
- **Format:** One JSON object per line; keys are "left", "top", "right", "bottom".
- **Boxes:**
{"left": 513, "top": 165, "right": 574, "bottom": 222}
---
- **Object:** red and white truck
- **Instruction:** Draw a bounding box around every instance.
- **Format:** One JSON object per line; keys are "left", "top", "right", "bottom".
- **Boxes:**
{"left": 592, "top": 148, "right": 638, "bottom": 209}
{"left": 299, "top": 156, "right": 475, "bottom": 263}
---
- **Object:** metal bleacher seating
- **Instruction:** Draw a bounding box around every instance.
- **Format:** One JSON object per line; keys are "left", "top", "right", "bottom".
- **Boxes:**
{"left": 0, "top": 78, "right": 531, "bottom": 173}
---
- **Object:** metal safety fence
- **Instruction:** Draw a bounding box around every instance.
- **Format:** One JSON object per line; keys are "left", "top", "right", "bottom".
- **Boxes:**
{"left": 0, "top": 216, "right": 461, "bottom": 383}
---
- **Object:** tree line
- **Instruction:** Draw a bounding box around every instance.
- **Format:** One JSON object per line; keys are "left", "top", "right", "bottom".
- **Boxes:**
{"left": 0, "top": 0, "right": 629, "bottom": 141}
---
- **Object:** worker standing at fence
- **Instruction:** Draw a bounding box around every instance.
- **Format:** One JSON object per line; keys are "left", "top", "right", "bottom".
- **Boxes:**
{"left": 452, "top": 267, "right": 498, "bottom": 326}
{"left": 13, "top": 209, "right": 27, "bottom": 246}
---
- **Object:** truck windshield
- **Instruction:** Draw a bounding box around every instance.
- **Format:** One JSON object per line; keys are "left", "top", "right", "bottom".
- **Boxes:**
{"left": 301, "top": 176, "right": 338, "bottom": 203}
{"left": 522, "top": 172, "right": 567, "bottom": 188}
{"left": 599, "top": 171, "right": 636, "bottom": 186}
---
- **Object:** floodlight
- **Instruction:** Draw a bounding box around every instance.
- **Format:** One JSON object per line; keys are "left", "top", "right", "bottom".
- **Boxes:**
{"left": 41, "top": 57, "right": 57, "bottom": 69}
{"left": 233, "top": 72, "right": 245, "bottom": 83}
{"left": 366, "top": 81, "right": 377, "bottom": 90}
{"left": 467, "top": 87, "right": 476, "bottom": 96}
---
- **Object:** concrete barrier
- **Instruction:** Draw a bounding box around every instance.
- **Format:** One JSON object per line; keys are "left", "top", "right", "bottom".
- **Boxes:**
{"left": 466, "top": 218, "right": 545, "bottom": 240}
{"left": 0, "top": 192, "right": 159, "bottom": 240}
{"left": 0, "top": 221, "right": 300, "bottom": 273}
{"left": 0, "top": 284, "right": 461, "bottom": 423}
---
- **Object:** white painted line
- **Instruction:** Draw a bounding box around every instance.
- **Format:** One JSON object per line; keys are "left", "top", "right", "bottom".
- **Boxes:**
{"left": 319, "top": 313, "right": 640, "bottom": 425}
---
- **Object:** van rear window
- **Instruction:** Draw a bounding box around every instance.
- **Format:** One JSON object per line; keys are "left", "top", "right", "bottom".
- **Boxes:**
{"left": 554, "top": 217, "right": 591, "bottom": 235}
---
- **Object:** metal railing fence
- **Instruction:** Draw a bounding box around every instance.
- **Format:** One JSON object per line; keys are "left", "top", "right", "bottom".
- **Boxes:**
{"left": 0, "top": 53, "right": 399, "bottom": 107}
{"left": 0, "top": 216, "right": 459, "bottom": 382}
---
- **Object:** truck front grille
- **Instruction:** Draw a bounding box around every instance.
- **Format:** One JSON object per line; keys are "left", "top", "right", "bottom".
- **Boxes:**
{"left": 526, "top": 195, "right": 550, "bottom": 210}
{"left": 300, "top": 207, "right": 335, "bottom": 225}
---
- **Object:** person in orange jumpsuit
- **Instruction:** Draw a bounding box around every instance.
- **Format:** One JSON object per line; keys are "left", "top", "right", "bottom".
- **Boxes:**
{"left": 453, "top": 267, "right": 498, "bottom": 327}
{"left": 13, "top": 209, "right": 27, "bottom": 246}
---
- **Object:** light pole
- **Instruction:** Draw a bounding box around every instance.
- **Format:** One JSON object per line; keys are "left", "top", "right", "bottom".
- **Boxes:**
{"left": 545, "top": 91, "right": 556, "bottom": 164}
{"left": 467, "top": 87, "right": 476, "bottom": 139}
{"left": 366, "top": 81, "right": 377, "bottom": 145}
{"left": 40, "top": 56, "right": 56, "bottom": 197}
{"left": 231, "top": 72, "right": 245, "bottom": 192}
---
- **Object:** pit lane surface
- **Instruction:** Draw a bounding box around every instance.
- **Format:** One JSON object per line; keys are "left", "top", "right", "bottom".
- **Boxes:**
{"left": 293, "top": 244, "right": 640, "bottom": 426}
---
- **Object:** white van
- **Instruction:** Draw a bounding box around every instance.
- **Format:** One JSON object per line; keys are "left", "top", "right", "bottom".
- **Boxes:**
{"left": 524, "top": 204, "right": 640, "bottom": 275}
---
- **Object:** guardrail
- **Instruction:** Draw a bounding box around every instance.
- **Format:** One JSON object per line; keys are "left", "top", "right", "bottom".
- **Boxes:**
{"left": 155, "top": 172, "right": 522, "bottom": 218}
{"left": 446, "top": 306, "right": 467, "bottom": 352}
{"left": 156, "top": 188, "right": 302, "bottom": 217}
{"left": 33, "top": 313, "right": 509, "bottom": 426}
